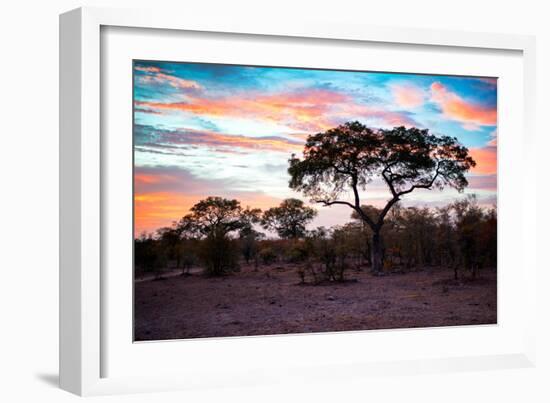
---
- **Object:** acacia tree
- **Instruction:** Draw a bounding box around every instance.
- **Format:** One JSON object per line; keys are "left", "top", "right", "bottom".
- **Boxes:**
{"left": 179, "top": 197, "right": 261, "bottom": 275}
{"left": 261, "top": 198, "right": 317, "bottom": 239}
{"left": 288, "top": 121, "right": 475, "bottom": 274}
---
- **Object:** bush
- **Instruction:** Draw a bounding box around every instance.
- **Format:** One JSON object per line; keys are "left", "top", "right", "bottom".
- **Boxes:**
{"left": 199, "top": 232, "right": 240, "bottom": 276}
{"left": 286, "top": 242, "right": 310, "bottom": 263}
{"left": 259, "top": 247, "right": 277, "bottom": 265}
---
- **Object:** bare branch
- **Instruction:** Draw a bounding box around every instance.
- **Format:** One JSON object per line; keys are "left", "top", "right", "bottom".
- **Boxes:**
{"left": 314, "top": 198, "right": 377, "bottom": 230}
{"left": 397, "top": 162, "right": 442, "bottom": 197}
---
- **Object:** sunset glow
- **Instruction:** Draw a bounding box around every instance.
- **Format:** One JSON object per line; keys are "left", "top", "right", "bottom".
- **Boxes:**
{"left": 134, "top": 61, "right": 497, "bottom": 236}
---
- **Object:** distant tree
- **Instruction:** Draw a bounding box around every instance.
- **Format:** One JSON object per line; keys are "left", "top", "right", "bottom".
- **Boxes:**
{"left": 479, "top": 206, "right": 497, "bottom": 270}
{"left": 134, "top": 232, "right": 168, "bottom": 279}
{"left": 434, "top": 205, "right": 460, "bottom": 278}
{"left": 289, "top": 121, "right": 475, "bottom": 274}
{"left": 179, "top": 197, "right": 261, "bottom": 276}
{"left": 452, "top": 195, "right": 484, "bottom": 279}
{"left": 261, "top": 198, "right": 317, "bottom": 239}
{"left": 156, "top": 226, "right": 183, "bottom": 269}
{"left": 134, "top": 232, "right": 156, "bottom": 274}
{"left": 239, "top": 227, "right": 265, "bottom": 264}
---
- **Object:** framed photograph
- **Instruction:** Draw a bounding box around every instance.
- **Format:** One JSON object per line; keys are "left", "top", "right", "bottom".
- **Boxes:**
{"left": 60, "top": 7, "right": 537, "bottom": 396}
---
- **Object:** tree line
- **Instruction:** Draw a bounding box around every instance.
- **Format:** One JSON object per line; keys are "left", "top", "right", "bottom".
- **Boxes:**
{"left": 135, "top": 122, "right": 493, "bottom": 282}
{"left": 135, "top": 195, "right": 496, "bottom": 283}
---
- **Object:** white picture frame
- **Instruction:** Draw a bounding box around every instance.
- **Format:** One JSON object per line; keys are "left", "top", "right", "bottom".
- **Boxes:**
{"left": 59, "top": 6, "right": 537, "bottom": 396}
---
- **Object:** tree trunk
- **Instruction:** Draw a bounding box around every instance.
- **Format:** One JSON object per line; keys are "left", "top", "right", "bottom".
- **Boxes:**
{"left": 365, "top": 239, "right": 372, "bottom": 266}
{"left": 371, "top": 231, "right": 383, "bottom": 274}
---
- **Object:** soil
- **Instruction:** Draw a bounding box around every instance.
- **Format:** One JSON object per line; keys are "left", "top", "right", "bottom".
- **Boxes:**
{"left": 134, "top": 264, "right": 497, "bottom": 341}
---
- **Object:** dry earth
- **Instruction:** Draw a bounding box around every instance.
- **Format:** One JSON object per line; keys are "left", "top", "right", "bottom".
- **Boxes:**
{"left": 134, "top": 264, "right": 497, "bottom": 341}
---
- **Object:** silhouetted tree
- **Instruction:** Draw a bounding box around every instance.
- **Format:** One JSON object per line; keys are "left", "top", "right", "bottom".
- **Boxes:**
{"left": 134, "top": 232, "right": 168, "bottom": 279}
{"left": 181, "top": 197, "right": 261, "bottom": 275}
{"left": 156, "top": 226, "right": 183, "bottom": 269}
{"left": 239, "top": 227, "right": 265, "bottom": 264}
{"left": 452, "top": 195, "right": 485, "bottom": 279}
{"left": 289, "top": 122, "right": 475, "bottom": 274}
{"left": 261, "top": 198, "right": 317, "bottom": 239}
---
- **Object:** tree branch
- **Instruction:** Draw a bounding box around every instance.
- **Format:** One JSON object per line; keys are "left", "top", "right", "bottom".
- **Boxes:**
{"left": 377, "top": 196, "right": 400, "bottom": 228}
{"left": 397, "top": 162, "right": 442, "bottom": 197}
{"left": 314, "top": 198, "right": 377, "bottom": 229}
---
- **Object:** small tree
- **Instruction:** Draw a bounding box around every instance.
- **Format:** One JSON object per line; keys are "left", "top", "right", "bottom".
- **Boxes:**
{"left": 261, "top": 198, "right": 317, "bottom": 239}
{"left": 239, "top": 227, "right": 265, "bottom": 265}
{"left": 134, "top": 232, "right": 158, "bottom": 275}
{"left": 180, "top": 197, "right": 261, "bottom": 276}
{"left": 289, "top": 121, "right": 475, "bottom": 274}
{"left": 156, "top": 226, "right": 183, "bottom": 269}
{"left": 452, "top": 195, "right": 484, "bottom": 279}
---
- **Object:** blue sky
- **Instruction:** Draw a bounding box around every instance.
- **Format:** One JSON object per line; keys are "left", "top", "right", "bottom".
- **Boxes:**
{"left": 133, "top": 61, "right": 497, "bottom": 235}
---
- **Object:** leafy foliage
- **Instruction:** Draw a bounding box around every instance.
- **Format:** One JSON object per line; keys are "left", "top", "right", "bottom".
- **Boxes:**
{"left": 261, "top": 198, "right": 317, "bottom": 239}
{"left": 288, "top": 121, "right": 476, "bottom": 273}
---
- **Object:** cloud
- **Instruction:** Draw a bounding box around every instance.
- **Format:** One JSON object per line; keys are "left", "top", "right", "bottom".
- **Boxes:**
{"left": 135, "top": 108, "right": 161, "bottom": 115}
{"left": 134, "top": 66, "right": 161, "bottom": 73}
{"left": 488, "top": 129, "right": 497, "bottom": 146}
{"left": 135, "top": 88, "right": 343, "bottom": 131}
{"left": 391, "top": 84, "right": 426, "bottom": 108}
{"left": 134, "top": 166, "right": 283, "bottom": 235}
{"left": 430, "top": 82, "right": 497, "bottom": 130}
{"left": 135, "top": 86, "right": 421, "bottom": 133}
{"left": 134, "top": 124, "right": 304, "bottom": 155}
{"left": 334, "top": 104, "right": 420, "bottom": 128}
{"left": 474, "top": 77, "right": 498, "bottom": 88}
{"left": 469, "top": 146, "right": 497, "bottom": 175}
{"left": 466, "top": 174, "right": 497, "bottom": 191}
{"left": 135, "top": 65, "right": 203, "bottom": 91}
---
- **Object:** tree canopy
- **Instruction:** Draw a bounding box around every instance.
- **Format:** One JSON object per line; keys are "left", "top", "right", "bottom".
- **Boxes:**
{"left": 178, "top": 196, "right": 261, "bottom": 238}
{"left": 288, "top": 121, "right": 476, "bottom": 231}
{"left": 261, "top": 198, "right": 317, "bottom": 239}
{"left": 288, "top": 121, "right": 476, "bottom": 273}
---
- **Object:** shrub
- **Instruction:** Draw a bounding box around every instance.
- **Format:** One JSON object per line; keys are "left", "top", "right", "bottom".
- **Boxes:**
{"left": 286, "top": 242, "right": 310, "bottom": 263}
{"left": 259, "top": 247, "right": 277, "bottom": 265}
{"left": 199, "top": 232, "right": 240, "bottom": 276}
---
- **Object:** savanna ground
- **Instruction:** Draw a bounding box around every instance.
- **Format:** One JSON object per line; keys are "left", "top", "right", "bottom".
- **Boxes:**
{"left": 134, "top": 263, "right": 496, "bottom": 341}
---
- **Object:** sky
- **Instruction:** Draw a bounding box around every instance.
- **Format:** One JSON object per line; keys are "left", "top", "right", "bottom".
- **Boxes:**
{"left": 133, "top": 61, "right": 497, "bottom": 237}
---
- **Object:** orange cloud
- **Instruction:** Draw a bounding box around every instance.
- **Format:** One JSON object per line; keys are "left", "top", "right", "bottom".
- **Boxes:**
{"left": 136, "top": 125, "right": 304, "bottom": 154}
{"left": 391, "top": 84, "right": 425, "bottom": 108}
{"left": 136, "top": 88, "right": 344, "bottom": 131}
{"left": 134, "top": 192, "right": 197, "bottom": 235}
{"left": 134, "top": 191, "right": 282, "bottom": 236}
{"left": 135, "top": 172, "right": 180, "bottom": 185}
{"left": 203, "top": 132, "right": 303, "bottom": 153}
{"left": 469, "top": 146, "right": 497, "bottom": 175}
{"left": 430, "top": 82, "right": 497, "bottom": 129}
{"left": 332, "top": 104, "right": 419, "bottom": 128}
{"left": 136, "top": 85, "right": 422, "bottom": 132}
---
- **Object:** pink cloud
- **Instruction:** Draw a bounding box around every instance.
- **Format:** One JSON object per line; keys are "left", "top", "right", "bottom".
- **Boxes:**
{"left": 391, "top": 84, "right": 425, "bottom": 108}
{"left": 332, "top": 104, "right": 419, "bottom": 128}
{"left": 488, "top": 129, "right": 497, "bottom": 146}
{"left": 469, "top": 146, "right": 497, "bottom": 175}
{"left": 134, "top": 166, "right": 283, "bottom": 235}
{"left": 135, "top": 88, "right": 349, "bottom": 132}
{"left": 135, "top": 66, "right": 203, "bottom": 91}
{"left": 136, "top": 86, "right": 420, "bottom": 133}
{"left": 134, "top": 66, "right": 161, "bottom": 73}
{"left": 137, "top": 125, "right": 304, "bottom": 154}
{"left": 430, "top": 82, "right": 497, "bottom": 130}
{"left": 466, "top": 174, "right": 497, "bottom": 192}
